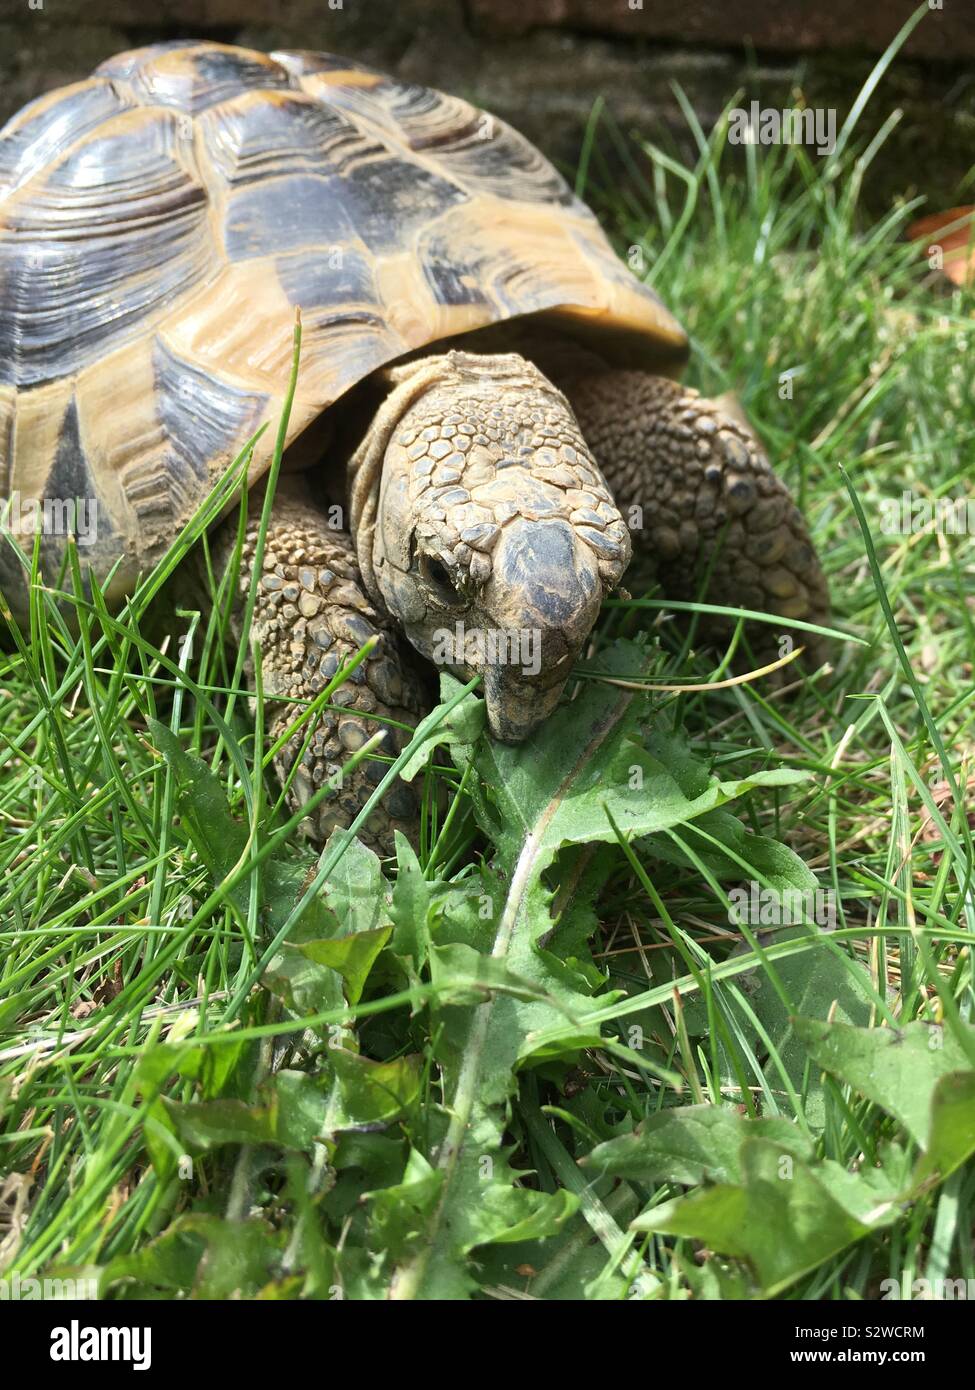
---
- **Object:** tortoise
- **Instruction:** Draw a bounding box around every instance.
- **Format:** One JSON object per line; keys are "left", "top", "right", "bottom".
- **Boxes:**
{"left": 0, "top": 41, "right": 828, "bottom": 848}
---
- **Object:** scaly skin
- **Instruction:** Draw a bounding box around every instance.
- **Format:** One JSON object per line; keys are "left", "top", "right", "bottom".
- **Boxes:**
{"left": 220, "top": 346, "right": 829, "bottom": 851}
{"left": 349, "top": 351, "right": 631, "bottom": 743}
{"left": 214, "top": 478, "right": 428, "bottom": 853}
{"left": 563, "top": 367, "right": 830, "bottom": 665}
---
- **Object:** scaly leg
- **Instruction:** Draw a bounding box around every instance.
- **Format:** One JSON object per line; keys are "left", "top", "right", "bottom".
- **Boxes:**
{"left": 562, "top": 366, "right": 830, "bottom": 665}
{"left": 213, "top": 478, "right": 429, "bottom": 852}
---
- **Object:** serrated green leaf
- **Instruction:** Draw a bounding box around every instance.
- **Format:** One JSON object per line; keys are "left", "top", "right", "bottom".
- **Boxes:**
{"left": 469, "top": 1186, "right": 579, "bottom": 1246}
{"left": 263, "top": 937, "right": 345, "bottom": 1026}
{"left": 163, "top": 1096, "right": 276, "bottom": 1150}
{"left": 398, "top": 684, "right": 486, "bottom": 782}
{"left": 189, "top": 1215, "right": 284, "bottom": 1299}
{"left": 583, "top": 1102, "right": 813, "bottom": 1186}
{"left": 670, "top": 1250, "right": 755, "bottom": 1301}
{"left": 389, "top": 832, "right": 431, "bottom": 967}
{"left": 914, "top": 1071, "right": 975, "bottom": 1185}
{"left": 161, "top": 1069, "right": 327, "bottom": 1153}
{"left": 299, "top": 926, "right": 390, "bottom": 1006}
{"left": 633, "top": 1137, "right": 902, "bottom": 1296}
{"left": 389, "top": 641, "right": 817, "bottom": 1299}
{"left": 795, "top": 1017, "right": 975, "bottom": 1145}
{"left": 327, "top": 1048, "right": 421, "bottom": 1131}
{"left": 364, "top": 1148, "right": 445, "bottom": 1257}
{"left": 742, "top": 927, "right": 879, "bottom": 1126}
{"left": 318, "top": 833, "right": 391, "bottom": 937}
{"left": 642, "top": 804, "right": 819, "bottom": 892}
{"left": 100, "top": 1214, "right": 282, "bottom": 1299}
{"left": 99, "top": 1223, "right": 208, "bottom": 1298}
{"left": 271, "top": 1069, "right": 330, "bottom": 1148}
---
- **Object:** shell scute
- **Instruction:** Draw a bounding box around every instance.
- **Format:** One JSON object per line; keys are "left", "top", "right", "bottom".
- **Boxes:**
{"left": 44, "top": 398, "right": 99, "bottom": 517}
{"left": 197, "top": 89, "right": 361, "bottom": 187}
{"left": 331, "top": 151, "right": 469, "bottom": 255}
{"left": 0, "top": 79, "right": 132, "bottom": 199}
{"left": 1, "top": 40, "right": 688, "bottom": 616}
{"left": 273, "top": 245, "right": 377, "bottom": 310}
{"left": 282, "top": 60, "right": 571, "bottom": 206}
{"left": 104, "top": 43, "right": 292, "bottom": 114}
{"left": 0, "top": 107, "right": 214, "bottom": 388}
{"left": 222, "top": 171, "right": 355, "bottom": 261}
{"left": 152, "top": 338, "right": 268, "bottom": 491}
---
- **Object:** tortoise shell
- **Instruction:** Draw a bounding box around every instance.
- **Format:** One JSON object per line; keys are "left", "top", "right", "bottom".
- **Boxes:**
{"left": 0, "top": 41, "right": 687, "bottom": 608}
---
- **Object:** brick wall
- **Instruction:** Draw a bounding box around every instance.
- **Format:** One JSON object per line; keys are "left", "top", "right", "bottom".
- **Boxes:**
{"left": 470, "top": 0, "right": 974, "bottom": 59}
{"left": 1, "top": 0, "right": 971, "bottom": 210}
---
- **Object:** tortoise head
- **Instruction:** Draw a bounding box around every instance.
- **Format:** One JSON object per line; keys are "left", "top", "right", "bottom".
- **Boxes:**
{"left": 349, "top": 351, "right": 631, "bottom": 742}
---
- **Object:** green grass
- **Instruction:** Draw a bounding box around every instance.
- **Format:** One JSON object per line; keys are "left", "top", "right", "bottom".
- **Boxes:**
{"left": 1, "top": 19, "right": 974, "bottom": 1299}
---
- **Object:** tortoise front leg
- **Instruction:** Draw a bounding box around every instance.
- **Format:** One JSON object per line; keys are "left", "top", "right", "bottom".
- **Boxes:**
{"left": 564, "top": 368, "right": 830, "bottom": 664}
{"left": 212, "top": 477, "right": 429, "bottom": 852}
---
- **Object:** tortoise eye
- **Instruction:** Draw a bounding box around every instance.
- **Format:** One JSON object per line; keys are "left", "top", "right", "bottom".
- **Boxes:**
{"left": 420, "top": 553, "right": 461, "bottom": 602}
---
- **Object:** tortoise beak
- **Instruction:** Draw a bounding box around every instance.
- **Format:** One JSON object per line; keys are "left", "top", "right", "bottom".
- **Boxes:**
{"left": 477, "top": 518, "right": 604, "bottom": 743}
{"left": 482, "top": 666, "right": 567, "bottom": 743}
